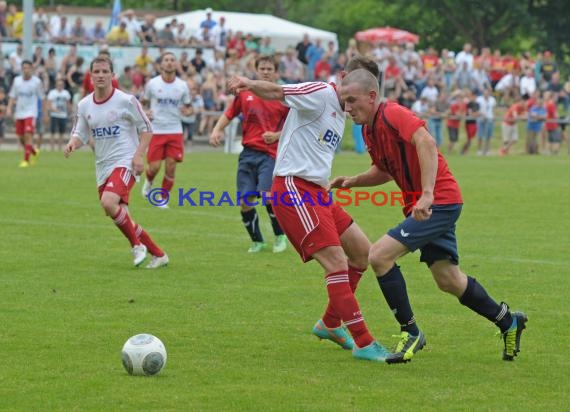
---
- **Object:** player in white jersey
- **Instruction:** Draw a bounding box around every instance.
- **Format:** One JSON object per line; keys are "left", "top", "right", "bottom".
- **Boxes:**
{"left": 7, "top": 60, "right": 45, "bottom": 168}
{"left": 140, "top": 52, "right": 192, "bottom": 207}
{"left": 227, "top": 57, "right": 392, "bottom": 362}
{"left": 64, "top": 56, "right": 168, "bottom": 269}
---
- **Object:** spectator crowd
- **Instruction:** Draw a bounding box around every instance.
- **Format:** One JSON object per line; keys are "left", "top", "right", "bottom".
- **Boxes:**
{"left": 0, "top": 3, "right": 569, "bottom": 155}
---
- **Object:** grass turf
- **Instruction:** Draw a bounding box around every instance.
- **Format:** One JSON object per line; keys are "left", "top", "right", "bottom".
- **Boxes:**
{"left": 0, "top": 149, "right": 568, "bottom": 411}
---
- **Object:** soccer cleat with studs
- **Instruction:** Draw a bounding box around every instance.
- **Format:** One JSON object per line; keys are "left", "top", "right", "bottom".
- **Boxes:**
{"left": 352, "top": 341, "right": 391, "bottom": 362}
{"left": 501, "top": 311, "right": 528, "bottom": 361}
{"left": 312, "top": 319, "right": 354, "bottom": 350}
{"left": 385, "top": 330, "right": 427, "bottom": 364}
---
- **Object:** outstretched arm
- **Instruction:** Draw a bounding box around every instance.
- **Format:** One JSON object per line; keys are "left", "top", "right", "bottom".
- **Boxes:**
{"left": 227, "top": 76, "right": 284, "bottom": 101}
{"left": 329, "top": 164, "right": 392, "bottom": 190}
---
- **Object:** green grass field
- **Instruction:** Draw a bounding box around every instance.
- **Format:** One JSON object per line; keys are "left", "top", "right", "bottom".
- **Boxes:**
{"left": 1, "top": 149, "right": 569, "bottom": 411}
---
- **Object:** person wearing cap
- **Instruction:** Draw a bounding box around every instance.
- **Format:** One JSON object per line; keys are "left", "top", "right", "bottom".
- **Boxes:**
{"left": 200, "top": 8, "right": 217, "bottom": 30}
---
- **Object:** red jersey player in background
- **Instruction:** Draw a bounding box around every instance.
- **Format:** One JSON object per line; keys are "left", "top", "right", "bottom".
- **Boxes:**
{"left": 336, "top": 69, "right": 527, "bottom": 363}
{"left": 210, "top": 55, "right": 289, "bottom": 253}
{"left": 65, "top": 55, "right": 168, "bottom": 269}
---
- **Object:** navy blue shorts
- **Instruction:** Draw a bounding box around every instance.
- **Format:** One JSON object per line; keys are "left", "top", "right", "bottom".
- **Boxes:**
{"left": 387, "top": 204, "right": 463, "bottom": 266}
{"left": 237, "top": 147, "right": 275, "bottom": 199}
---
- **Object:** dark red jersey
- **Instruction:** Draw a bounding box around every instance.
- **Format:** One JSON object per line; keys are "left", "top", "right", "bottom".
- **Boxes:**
{"left": 225, "top": 90, "right": 289, "bottom": 158}
{"left": 363, "top": 101, "right": 463, "bottom": 215}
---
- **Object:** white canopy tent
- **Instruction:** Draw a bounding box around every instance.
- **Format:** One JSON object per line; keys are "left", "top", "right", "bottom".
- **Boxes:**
{"left": 155, "top": 9, "right": 338, "bottom": 52}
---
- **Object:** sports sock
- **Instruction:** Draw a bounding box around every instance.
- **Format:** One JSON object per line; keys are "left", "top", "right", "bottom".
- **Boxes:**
{"left": 145, "top": 170, "right": 156, "bottom": 184}
{"left": 459, "top": 276, "right": 513, "bottom": 332}
{"left": 134, "top": 223, "right": 165, "bottom": 257}
{"left": 112, "top": 206, "right": 140, "bottom": 247}
{"left": 325, "top": 271, "right": 374, "bottom": 348}
{"left": 377, "top": 264, "right": 420, "bottom": 336}
{"left": 265, "top": 203, "right": 284, "bottom": 236}
{"left": 241, "top": 209, "right": 263, "bottom": 242}
{"left": 322, "top": 266, "right": 365, "bottom": 328}
{"left": 24, "top": 144, "right": 34, "bottom": 161}
{"left": 161, "top": 175, "right": 174, "bottom": 193}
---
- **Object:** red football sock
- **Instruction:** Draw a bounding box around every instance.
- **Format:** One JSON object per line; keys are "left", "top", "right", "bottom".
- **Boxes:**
{"left": 134, "top": 223, "right": 165, "bottom": 257}
{"left": 325, "top": 271, "right": 374, "bottom": 348}
{"left": 24, "top": 144, "right": 33, "bottom": 161}
{"left": 145, "top": 170, "right": 156, "bottom": 183}
{"left": 112, "top": 206, "right": 140, "bottom": 247}
{"left": 322, "top": 266, "right": 365, "bottom": 328}
{"left": 161, "top": 175, "right": 174, "bottom": 193}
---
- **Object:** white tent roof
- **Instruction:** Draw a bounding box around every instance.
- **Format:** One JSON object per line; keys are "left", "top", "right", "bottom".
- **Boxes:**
{"left": 156, "top": 9, "right": 338, "bottom": 52}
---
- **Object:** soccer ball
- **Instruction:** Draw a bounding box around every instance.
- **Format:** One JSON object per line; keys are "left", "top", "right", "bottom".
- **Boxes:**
{"left": 121, "top": 333, "right": 167, "bottom": 376}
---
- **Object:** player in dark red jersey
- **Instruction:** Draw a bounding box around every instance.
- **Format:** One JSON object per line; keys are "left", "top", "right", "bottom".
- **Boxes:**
{"left": 210, "top": 55, "right": 289, "bottom": 253}
{"left": 333, "top": 69, "right": 527, "bottom": 364}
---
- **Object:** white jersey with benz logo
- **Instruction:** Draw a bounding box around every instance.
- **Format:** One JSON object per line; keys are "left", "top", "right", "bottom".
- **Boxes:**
{"left": 274, "top": 82, "right": 345, "bottom": 188}
{"left": 71, "top": 88, "right": 152, "bottom": 185}
{"left": 143, "top": 76, "right": 191, "bottom": 134}
{"left": 9, "top": 75, "right": 45, "bottom": 119}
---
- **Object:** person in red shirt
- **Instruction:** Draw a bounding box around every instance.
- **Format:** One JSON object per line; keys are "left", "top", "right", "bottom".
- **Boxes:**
{"left": 544, "top": 91, "right": 562, "bottom": 154}
{"left": 446, "top": 90, "right": 464, "bottom": 154}
{"left": 499, "top": 96, "right": 527, "bottom": 156}
{"left": 210, "top": 55, "right": 289, "bottom": 253}
{"left": 333, "top": 69, "right": 528, "bottom": 364}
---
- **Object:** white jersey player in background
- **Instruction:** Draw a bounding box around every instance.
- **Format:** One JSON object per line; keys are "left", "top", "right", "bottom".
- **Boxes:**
{"left": 140, "top": 52, "right": 192, "bottom": 208}
{"left": 226, "top": 58, "right": 392, "bottom": 363}
{"left": 7, "top": 60, "right": 45, "bottom": 168}
{"left": 64, "top": 55, "right": 169, "bottom": 269}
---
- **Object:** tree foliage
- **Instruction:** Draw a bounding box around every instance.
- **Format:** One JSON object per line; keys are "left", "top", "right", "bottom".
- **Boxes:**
{"left": 36, "top": 0, "right": 569, "bottom": 65}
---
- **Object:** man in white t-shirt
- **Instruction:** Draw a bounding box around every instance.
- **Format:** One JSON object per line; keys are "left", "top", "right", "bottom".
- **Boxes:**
{"left": 140, "top": 52, "right": 192, "bottom": 208}
{"left": 475, "top": 87, "right": 497, "bottom": 155}
{"left": 64, "top": 55, "right": 168, "bottom": 269}
{"left": 227, "top": 56, "right": 392, "bottom": 363}
{"left": 46, "top": 78, "right": 72, "bottom": 151}
{"left": 7, "top": 60, "right": 44, "bottom": 167}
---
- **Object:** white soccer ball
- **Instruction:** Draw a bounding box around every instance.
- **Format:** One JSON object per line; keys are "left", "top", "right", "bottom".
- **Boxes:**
{"left": 121, "top": 333, "right": 167, "bottom": 376}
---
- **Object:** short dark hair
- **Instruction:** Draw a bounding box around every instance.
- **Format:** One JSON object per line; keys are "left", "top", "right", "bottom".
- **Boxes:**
{"left": 345, "top": 55, "right": 380, "bottom": 79}
{"left": 22, "top": 60, "right": 33, "bottom": 67}
{"left": 160, "top": 51, "right": 176, "bottom": 63}
{"left": 90, "top": 55, "right": 113, "bottom": 73}
{"left": 255, "top": 55, "right": 278, "bottom": 71}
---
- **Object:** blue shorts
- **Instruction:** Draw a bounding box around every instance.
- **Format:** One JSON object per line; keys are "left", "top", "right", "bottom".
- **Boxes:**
{"left": 387, "top": 204, "right": 462, "bottom": 266}
{"left": 237, "top": 147, "right": 275, "bottom": 200}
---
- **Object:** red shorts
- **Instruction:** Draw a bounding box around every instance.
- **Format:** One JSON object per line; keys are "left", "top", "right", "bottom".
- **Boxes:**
{"left": 271, "top": 176, "right": 353, "bottom": 262}
{"left": 466, "top": 122, "right": 477, "bottom": 140}
{"left": 97, "top": 167, "right": 135, "bottom": 205}
{"left": 147, "top": 133, "right": 184, "bottom": 163}
{"left": 15, "top": 118, "right": 35, "bottom": 136}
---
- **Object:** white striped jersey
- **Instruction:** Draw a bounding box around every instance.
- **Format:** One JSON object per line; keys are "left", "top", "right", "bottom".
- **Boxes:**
{"left": 143, "top": 75, "right": 191, "bottom": 134}
{"left": 8, "top": 75, "right": 44, "bottom": 119}
{"left": 71, "top": 88, "right": 152, "bottom": 185}
{"left": 275, "top": 82, "right": 345, "bottom": 188}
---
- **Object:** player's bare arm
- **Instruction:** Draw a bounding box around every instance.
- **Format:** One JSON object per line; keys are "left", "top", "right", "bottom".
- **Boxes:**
{"left": 133, "top": 131, "right": 152, "bottom": 175}
{"left": 210, "top": 114, "right": 231, "bottom": 147}
{"left": 6, "top": 97, "right": 15, "bottom": 118}
{"left": 180, "top": 103, "right": 193, "bottom": 117}
{"left": 227, "top": 76, "right": 284, "bottom": 101}
{"left": 411, "top": 127, "right": 437, "bottom": 221}
{"left": 329, "top": 165, "right": 392, "bottom": 190}
{"left": 64, "top": 136, "right": 84, "bottom": 157}
{"left": 139, "top": 97, "right": 153, "bottom": 121}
